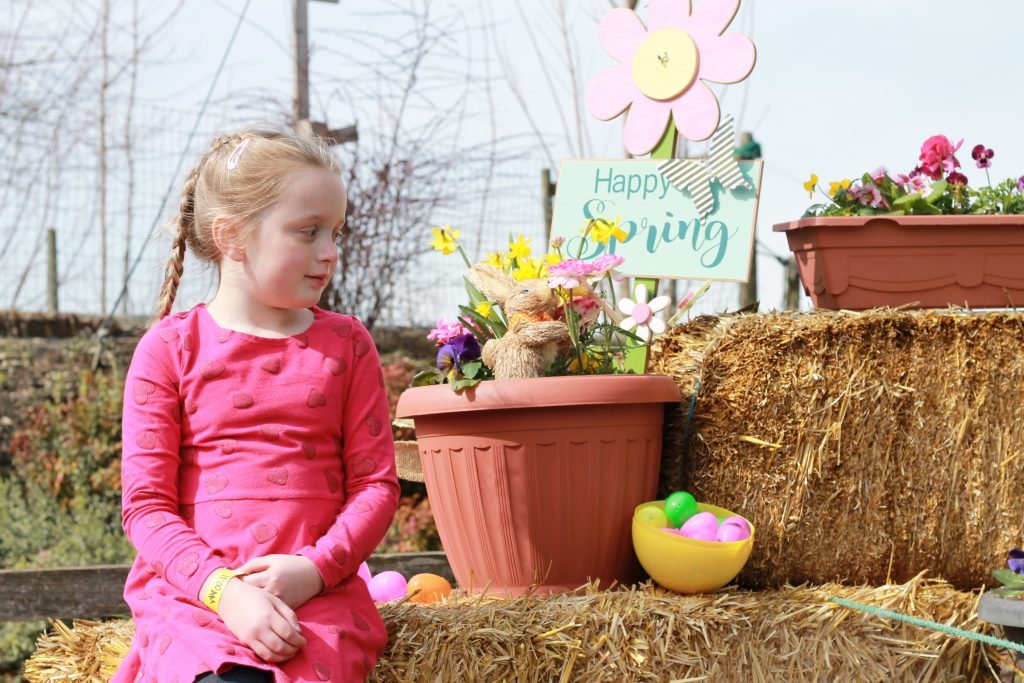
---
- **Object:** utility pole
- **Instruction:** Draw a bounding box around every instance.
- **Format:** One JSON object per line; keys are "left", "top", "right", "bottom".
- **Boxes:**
{"left": 293, "top": 0, "right": 358, "bottom": 144}
{"left": 736, "top": 131, "right": 761, "bottom": 311}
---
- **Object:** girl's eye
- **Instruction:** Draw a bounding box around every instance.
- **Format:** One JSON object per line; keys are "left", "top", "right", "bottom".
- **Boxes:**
{"left": 302, "top": 227, "right": 319, "bottom": 239}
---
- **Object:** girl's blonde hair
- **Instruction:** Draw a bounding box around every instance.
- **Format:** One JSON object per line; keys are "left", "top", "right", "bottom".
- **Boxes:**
{"left": 154, "top": 128, "right": 340, "bottom": 322}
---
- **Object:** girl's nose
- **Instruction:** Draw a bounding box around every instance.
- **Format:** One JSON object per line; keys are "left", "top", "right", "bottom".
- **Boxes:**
{"left": 318, "top": 236, "right": 340, "bottom": 263}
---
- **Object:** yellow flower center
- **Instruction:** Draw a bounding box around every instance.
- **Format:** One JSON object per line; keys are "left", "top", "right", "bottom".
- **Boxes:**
{"left": 632, "top": 28, "right": 699, "bottom": 101}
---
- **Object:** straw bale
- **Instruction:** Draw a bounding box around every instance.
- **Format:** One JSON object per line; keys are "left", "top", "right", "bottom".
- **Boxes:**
{"left": 23, "top": 577, "right": 1000, "bottom": 682}
{"left": 649, "top": 309, "right": 1024, "bottom": 590}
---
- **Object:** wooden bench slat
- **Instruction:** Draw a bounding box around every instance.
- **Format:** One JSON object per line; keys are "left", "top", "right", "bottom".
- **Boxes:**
{"left": 0, "top": 552, "right": 452, "bottom": 622}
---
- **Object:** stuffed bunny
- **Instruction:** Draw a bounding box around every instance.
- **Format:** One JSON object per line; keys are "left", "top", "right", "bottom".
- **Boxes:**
{"left": 467, "top": 264, "right": 570, "bottom": 380}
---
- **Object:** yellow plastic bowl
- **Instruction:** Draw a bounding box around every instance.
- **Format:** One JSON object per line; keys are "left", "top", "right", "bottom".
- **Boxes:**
{"left": 632, "top": 500, "right": 754, "bottom": 594}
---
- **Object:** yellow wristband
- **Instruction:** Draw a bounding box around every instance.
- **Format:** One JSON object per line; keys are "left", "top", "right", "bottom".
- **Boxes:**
{"left": 202, "top": 568, "right": 239, "bottom": 613}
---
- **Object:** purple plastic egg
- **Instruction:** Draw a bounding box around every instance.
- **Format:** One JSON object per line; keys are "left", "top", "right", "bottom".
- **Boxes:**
{"left": 721, "top": 515, "right": 751, "bottom": 534}
{"left": 357, "top": 561, "right": 373, "bottom": 585}
{"left": 680, "top": 511, "right": 719, "bottom": 539}
{"left": 716, "top": 523, "right": 751, "bottom": 543}
{"left": 368, "top": 570, "right": 407, "bottom": 602}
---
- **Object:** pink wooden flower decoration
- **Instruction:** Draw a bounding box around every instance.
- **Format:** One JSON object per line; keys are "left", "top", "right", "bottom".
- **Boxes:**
{"left": 587, "top": 0, "right": 756, "bottom": 155}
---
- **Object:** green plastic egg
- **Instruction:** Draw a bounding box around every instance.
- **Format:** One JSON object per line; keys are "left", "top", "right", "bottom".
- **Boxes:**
{"left": 664, "top": 491, "right": 699, "bottom": 528}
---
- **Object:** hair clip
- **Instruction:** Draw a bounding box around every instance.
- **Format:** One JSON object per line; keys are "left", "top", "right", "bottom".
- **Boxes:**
{"left": 226, "top": 139, "right": 251, "bottom": 170}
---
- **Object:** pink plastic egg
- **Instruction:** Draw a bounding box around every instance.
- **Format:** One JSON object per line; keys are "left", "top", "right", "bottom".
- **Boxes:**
{"left": 721, "top": 515, "right": 751, "bottom": 534}
{"left": 716, "top": 523, "right": 750, "bottom": 542}
{"left": 681, "top": 527, "right": 718, "bottom": 542}
{"left": 357, "top": 561, "right": 373, "bottom": 585}
{"left": 368, "top": 570, "right": 407, "bottom": 602}
{"left": 680, "top": 511, "right": 719, "bottom": 539}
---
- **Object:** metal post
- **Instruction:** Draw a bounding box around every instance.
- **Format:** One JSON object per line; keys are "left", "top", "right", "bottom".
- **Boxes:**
{"left": 294, "top": 0, "right": 309, "bottom": 127}
{"left": 785, "top": 257, "right": 802, "bottom": 310}
{"left": 542, "top": 168, "right": 555, "bottom": 244}
{"left": 737, "top": 131, "right": 760, "bottom": 311}
{"left": 47, "top": 228, "right": 58, "bottom": 313}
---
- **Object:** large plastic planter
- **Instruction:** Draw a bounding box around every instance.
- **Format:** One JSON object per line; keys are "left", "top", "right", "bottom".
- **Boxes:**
{"left": 773, "top": 215, "right": 1024, "bottom": 310}
{"left": 395, "top": 374, "right": 681, "bottom": 597}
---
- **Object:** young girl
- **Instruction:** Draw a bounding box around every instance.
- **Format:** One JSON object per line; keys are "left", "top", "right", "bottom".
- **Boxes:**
{"left": 113, "top": 129, "right": 400, "bottom": 683}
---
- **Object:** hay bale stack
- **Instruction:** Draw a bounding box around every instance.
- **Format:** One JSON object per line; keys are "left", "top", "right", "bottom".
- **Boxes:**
{"left": 24, "top": 579, "right": 999, "bottom": 682}
{"left": 650, "top": 309, "right": 1024, "bottom": 590}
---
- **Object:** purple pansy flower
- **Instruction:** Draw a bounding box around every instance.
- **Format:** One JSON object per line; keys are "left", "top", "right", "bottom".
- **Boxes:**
{"left": 947, "top": 171, "right": 969, "bottom": 186}
{"left": 436, "top": 333, "right": 482, "bottom": 375}
{"left": 971, "top": 144, "right": 994, "bottom": 169}
{"left": 1017, "top": 175, "right": 1024, "bottom": 192}
{"left": 1009, "top": 548, "right": 1024, "bottom": 574}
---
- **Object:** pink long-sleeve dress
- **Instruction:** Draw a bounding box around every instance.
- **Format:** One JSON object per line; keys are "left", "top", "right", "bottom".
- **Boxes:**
{"left": 113, "top": 304, "right": 400, "bottom": 683}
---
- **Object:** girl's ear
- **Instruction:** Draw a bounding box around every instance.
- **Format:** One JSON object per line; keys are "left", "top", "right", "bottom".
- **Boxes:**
{"left": 212, "top": 217, "right": 245, "bottom": 262}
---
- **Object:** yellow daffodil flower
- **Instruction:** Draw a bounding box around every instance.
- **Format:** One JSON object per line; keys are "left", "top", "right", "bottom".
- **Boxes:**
{"left": 475, "top": 301, "right": 494, "bottom": 318}
{"left": 512, "top": 257, "right": 543, "bottom": 282}
{"left": 803, "top": 174, "right": 819, "bottom": 199}
{"left": 828, "top": 179, "right": 852, "bottom": 196}
{"left": 483, "top": 251, "right": 503, "bottom": 268}
{"left": 428, "top": 225, "right": 461, "bottom": 255}
{"left": 508, "top": 235, "right": 532, "bottom": 260}
{"left": 583, "top": 216, "right": 627, "bottom": 245}
{"left": 544, "top": 252, "right": 562, "bottom": 266}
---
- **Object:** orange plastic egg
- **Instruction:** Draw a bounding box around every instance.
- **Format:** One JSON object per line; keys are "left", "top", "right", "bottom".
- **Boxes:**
{"left": 405, "top": 573, "right": 452, "bottom": 604}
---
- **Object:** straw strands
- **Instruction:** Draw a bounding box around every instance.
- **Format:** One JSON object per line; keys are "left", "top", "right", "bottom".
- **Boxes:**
{"left": 23, "top": 577, "right": 1000, "bottom": 682}
{"left": 650, "top": 309, "right": 1024, "bottom": 590}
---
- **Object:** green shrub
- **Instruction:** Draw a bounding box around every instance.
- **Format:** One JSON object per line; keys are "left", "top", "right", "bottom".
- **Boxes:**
{"left": 8, "top": 370, "right": 123, "bottom": 510}
{"left": 0, "top": 476, "right": 135, "bottom": 675}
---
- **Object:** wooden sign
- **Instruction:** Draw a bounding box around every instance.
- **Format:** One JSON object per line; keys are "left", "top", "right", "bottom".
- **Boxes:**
{"left": 549, "top": 158, "right": 763, "bottom": 282}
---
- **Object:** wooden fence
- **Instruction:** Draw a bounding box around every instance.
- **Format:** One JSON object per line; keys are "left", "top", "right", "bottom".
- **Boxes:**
{"left": 0, "top": 552, "right": 452, "bottom": 623}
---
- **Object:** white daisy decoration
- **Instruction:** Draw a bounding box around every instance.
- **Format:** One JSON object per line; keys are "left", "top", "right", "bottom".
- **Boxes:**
{"left": 618, "top": 284, "right": 671, "bottom": 342}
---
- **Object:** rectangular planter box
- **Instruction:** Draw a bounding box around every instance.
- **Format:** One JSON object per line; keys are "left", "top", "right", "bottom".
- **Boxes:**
{"left": 773, "top": 215, "right": 1024, "bottom": 310}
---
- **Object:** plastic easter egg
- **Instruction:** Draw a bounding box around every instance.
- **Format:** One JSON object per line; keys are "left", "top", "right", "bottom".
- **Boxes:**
{"left": 357, "top": 562, "right": 373, "bottom": 585}
{"left": 716, "top": 523, "right": 751, "bottom": 543}
{"left": 681, "top": 526, "right": 718, "bottom": 542}
{"left": 406, "top": 573, "right": 453, "bottom": 604}
{"left": 721, "top": 515, "right": 751, "bottom": 534}
{"left": 636, "top": 506, "right": 670, "bottom": 528}
{"left": 664, "top": 491, "right": 699, "bottom": 528}
{"left": 680, "top": 511, "right": 719, "bottom": 539}
{"left": 368, "top": 571, "right": 407, "bottom": 603}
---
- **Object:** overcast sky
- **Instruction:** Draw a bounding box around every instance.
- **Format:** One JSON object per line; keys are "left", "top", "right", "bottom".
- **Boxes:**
{"left": 131, "top": 0, "right": 1024, "bottom": 313}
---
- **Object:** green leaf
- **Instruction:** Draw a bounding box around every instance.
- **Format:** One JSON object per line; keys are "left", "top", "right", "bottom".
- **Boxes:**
{"left": 461, "top": 360, "right": 482, "bottom": 379}
{"left": 463, "top": 276, "right": 488, "bottom": 306}
{"left": 925, "top": 180, "right": 947, "bottom": 203}
{"left": 992, "top": 586, "right": 1024, "bottom": 600}
{"left": 893, "top": 193, "right": 922, "bottom": 208}
{"left": 450, "top": 376, "right": 483, "bottom": 392}
{"left": 993, "top": 568, "right": 1024, "bottom": 587}
{"left": 459, "top": 305, "right": 506, "bottom": 338}
{"left": 411, "top": 369, "right": 440, "bottom": 387}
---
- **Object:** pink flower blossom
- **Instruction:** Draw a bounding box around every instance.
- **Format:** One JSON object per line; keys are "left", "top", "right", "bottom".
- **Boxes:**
{"left": 871, "top": 166, "right": 888, "bottom": 183}
{"left": 572, "top": 296, "right": 601, "bottom": 326}
{"left": 547, "top": 255, "right": 625, "bottom": 289}
{"left": 851, "top": 181, "right": 885, "bottom": 208}
{"left": 918, "top": 135, "right": 963, "bottom": 181}
{"left": 907, "top": 175, "right": 931, "bottom": 195}
{"left": 427, "top": 317, "right": 469, "bottom": 346}
{"left": 891, "top": 172, "right": 910, "bottom": 185}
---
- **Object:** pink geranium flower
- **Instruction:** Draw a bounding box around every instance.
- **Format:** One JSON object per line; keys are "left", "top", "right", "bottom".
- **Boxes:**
{"left": 918, "top": 135, "right": 963, "bottom": 180}
{"left": 427, "top": 317, "right": 470, "bottom": 346}
{"left": 586, "top": 0, "right": 756, "bottom": 154}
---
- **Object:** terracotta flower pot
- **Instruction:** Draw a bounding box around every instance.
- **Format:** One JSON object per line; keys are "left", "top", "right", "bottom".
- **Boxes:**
{"left": 773, "top": 215, "right": 1024, "bottom": 310}
{"left": 395, "top": 374, "right": 681, "bottom": 597}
